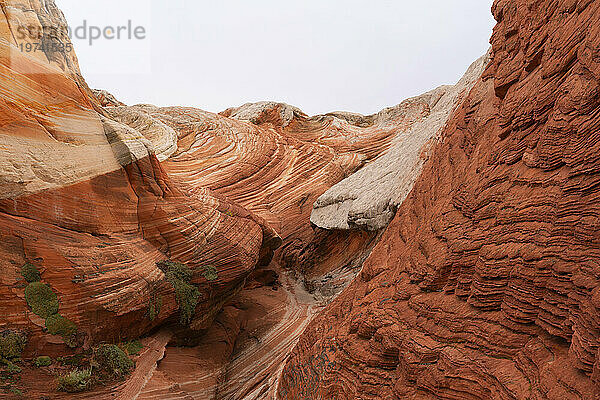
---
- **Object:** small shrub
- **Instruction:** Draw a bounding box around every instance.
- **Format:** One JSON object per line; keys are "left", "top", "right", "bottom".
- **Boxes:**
{"left": 6, "top": 362, "right": 21, "bottom": 374}
{"left": 147, "top": 296, "right": 162, "bottom": 321}
{"left": 57, "top": 369, "right": 92, "bottom": 393}
{"left": 45, "top": 314, "right": 77, "bottom": 347}
{"left": 93, "top": 344, "right": 133, "bottom": 380}
{"left": 56, "top": 353, "right": 87, "bottom": 367}
{"left": 34, "top": 356, "right": 52, "bottom": 367}
{"left": 158, "top": 261, "right": 200, "bottom": 325}
{"left": 157, "top": 261, "right": 192, "bottom": 282}
{"left": 8, "top": 387, "right": 23, "bottom": 396}
{"left": 171, "top": 281, "right": 200, "bottom": 325}
{"left": 24, "top": 282, "right": 59, "bottom": 318}
{"left": 20, "top": 263, "right": 40, "bottom": 283}
{"left": 202, "top": 266, "right": 219, "bottom": 281}
{"left": 121, "top": 340, "right": 143, "bottom": 356}
{"left": 0, "top": 331, "right": 27, "bottom": 360}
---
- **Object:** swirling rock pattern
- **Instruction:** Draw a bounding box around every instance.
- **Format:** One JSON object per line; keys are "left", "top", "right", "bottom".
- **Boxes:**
{"left": 142, "top": 100, "right": 422, "bottom": 247}
{"left": 279, "top": 0, "right": 600, "bottom": 399}
{"left": 101, "top": 97, "right": 438, "bottom": 281}
{"left": 0, "top": 1, "right": 456, "bottom": 398}
{"left": 92, "top": 89, "right": 126, "bottom": 108}
{"left": 94, "top": 94, "right": 438, "bottom": 400}
{"left": 0, "top": 0, "right": 279, "bottom": 359}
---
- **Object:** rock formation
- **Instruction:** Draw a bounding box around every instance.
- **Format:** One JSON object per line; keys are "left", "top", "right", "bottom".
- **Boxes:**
{"left": 3, "top": 0, "right": 600, "bottom": 399}
{"left": 279, "top": 0, "right": 600, "bottom": 398}
{"left": 88, "top": 78, "right": 453, "bottom": 400}
{"left": 0, "top": 0, "right": 279, "bottom": 359}
{"left": 0, "top": 0, "right": 463, "bottom": 397}
{"left": 102, "top": 89, "right": 451, "bottom": 283}
{"left": 311, "top": 53, "right": 489, "bottom": 231}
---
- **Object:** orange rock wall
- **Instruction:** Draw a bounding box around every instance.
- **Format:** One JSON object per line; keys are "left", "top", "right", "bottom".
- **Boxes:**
{"left": 145, "top": 102, "right": 418, "bottom": 255}
{"left": 279, "top": 0, "right": 600, "bottom": 398}
{"left": 0, "top": 0, "right": 279, "bottom": 354}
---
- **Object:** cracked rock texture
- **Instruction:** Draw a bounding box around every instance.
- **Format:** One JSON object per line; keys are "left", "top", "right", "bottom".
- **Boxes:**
{"left": 279, "top": 0, "right": 600, "bottom": 399}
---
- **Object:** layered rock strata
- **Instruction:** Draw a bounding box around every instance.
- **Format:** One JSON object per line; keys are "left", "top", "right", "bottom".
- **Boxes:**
{"left": 101, "top": 89, "right": 450, "bottom": 284}
{"left": 0, "top": 1, "right": 477, "bottom": 398}
{"left": 0, "top": 0, "right": 279, "bottom": 357}
{"left": 279, "top": 0, "right": 600, "bottom": 398}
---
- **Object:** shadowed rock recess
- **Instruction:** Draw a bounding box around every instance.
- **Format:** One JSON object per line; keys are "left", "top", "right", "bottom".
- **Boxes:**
{"left": 1, "top": 0, "right": 599, "bottom": 399}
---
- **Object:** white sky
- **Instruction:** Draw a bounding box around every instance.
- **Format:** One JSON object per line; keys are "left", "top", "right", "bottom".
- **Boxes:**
{"left": 55, "top": 0, "right": 495, "bottom": 116}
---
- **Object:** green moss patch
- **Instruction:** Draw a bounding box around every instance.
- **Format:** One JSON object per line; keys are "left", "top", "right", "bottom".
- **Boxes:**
{"left": 20, "top": 263, "right": 40, "bottom": 283}
{"left": 24, "top": 282, "right": 59, "bottom": 318}
{"left": 93, "top": 344, "right": 133, "bottom": 380}
{"left": 45, "top": 314, "right": 78, "bottom": 347}
{"left": 0, "top": 331, "right": 27, "bottom": 361}
{"left": 157, "top": 261, "right": 200, "bottom": 325}
{"left": 121, "top": 340, "right": 143, "bottom": 356}
{"left": 34, "top": 356, "right": 52, "bottom": 367}
{"left": 22, "top": 276, "right": 80, "bottom": 348}
{"left": 202, "top": 266, "right": 219, "bottom": 281}
{"left": 57, "top": 369, "right": 92, "bottom": 393}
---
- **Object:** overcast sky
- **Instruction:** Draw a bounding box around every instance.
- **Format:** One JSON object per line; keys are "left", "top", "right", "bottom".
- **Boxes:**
{"left": 56, "top": 0, "right": 495, "bottom": 116}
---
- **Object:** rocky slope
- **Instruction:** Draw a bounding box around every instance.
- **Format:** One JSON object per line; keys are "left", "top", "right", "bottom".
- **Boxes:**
{"left": 99, "top": 76, "right": 467, "bottom": 287}
{"left": 279, "top": 0, "right": 600, "bottom": 399}
{"left": 132, "top": 96, "right": 434, "bottom": 268}
{"left": 5, "top": 0, "right": 598, "bottom": 399}
{"left": 95, "top": 74, "right": 480, "bottom": 400}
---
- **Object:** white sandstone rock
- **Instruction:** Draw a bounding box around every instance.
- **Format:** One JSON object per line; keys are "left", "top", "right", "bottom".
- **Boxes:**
{"left": 311, "top": 52, "right": 490, "bottom": 231}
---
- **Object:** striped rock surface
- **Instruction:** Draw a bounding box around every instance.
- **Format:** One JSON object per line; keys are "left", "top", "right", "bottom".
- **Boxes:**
{"left": 0, "top": 0, "right": 454, "bottom": 398}
{"left": 0, "top": 0, "right": 279, "bottom": 356}
{"left": 279, "top": 0, "right": 600, "bottom": 398}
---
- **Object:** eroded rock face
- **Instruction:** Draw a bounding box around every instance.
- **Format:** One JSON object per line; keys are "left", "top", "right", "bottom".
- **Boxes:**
{"left": 88, "top": 99, "right": 421, "bottom": 399}
{"left": 95, "top": 81, "right": 470, "bottom": 283}
{"left": 119, "top": 100, "right": 426, "bottom": 275}
{"left": 118, "top": 89, "right": 474, "bottom": 398}
{"left": 103, "top": 105, "right": 179, "bottom": 161}
{"left": 311, "top": 53, "right": 490, "bottom": 231}
{"left": 279, "top": 0, "right": 600, "bottom": 399}
{"left": 0, "top": 0, "right": 86, "bottom": 82}
{"left": 92, "top": 89, "right": 126, "bottom": 108}
{"left": 0, "top": 0, "right": 279, "bottom": 357}
{"left": 8, "top": 0, "right": 600, "bottom": 398}
{"left": 0, "top": 1, "right": 472, "bottom": 397}
{"left": 151, "top": 103, "right": 402, "bottom": 245}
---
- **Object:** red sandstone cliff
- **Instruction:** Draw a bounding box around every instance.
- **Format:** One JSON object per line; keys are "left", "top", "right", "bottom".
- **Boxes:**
{"left": 5, "top": 0, "right": 598, "bottom": 399}
{"left": 278, "top": 0, "right": 600, "bottom": 399}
